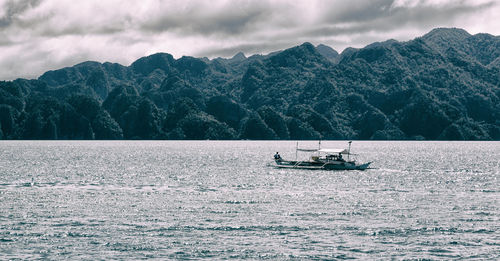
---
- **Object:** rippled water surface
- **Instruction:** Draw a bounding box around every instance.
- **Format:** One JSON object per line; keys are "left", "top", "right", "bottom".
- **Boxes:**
{"left": 1, "top": 141, "right": 499, "bottom": 259}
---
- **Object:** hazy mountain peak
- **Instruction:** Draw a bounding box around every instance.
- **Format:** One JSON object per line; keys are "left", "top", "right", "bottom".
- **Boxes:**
{"left": 281, "top": 42, "right": 320, "bottom": 56}
{"left": 130, "top": 52, "right": 175, "bottom": 76}
{"left": 425, "top": 27, "right": 470, "bottom": 37}
{"left": 422, "top": 27, "right": 471, "bottom": 44}
{"left": 365, "top": 39, "right": 398, "bottom": 49}
{"left": 231, "top": 52, "right": 246, "bottom": 61}
{"left": 299, "top": 42, "right": 316, "bottom": 51}
{"left": 266, "top": 42, "right": 327, "bottom": 68}
{"left": 420, "top": 27, "right": 472, "bottom": 55}
{"left": 316, "top": 44, "right": 339, "bottom": 61}
{"left": 339, "top": 47, "right": 359, "bottom": 61}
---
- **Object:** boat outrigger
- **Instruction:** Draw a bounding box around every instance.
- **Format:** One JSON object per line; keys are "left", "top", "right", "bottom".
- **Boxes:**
{"left": 273, "top": 141, "right": 371, "bottom": 170}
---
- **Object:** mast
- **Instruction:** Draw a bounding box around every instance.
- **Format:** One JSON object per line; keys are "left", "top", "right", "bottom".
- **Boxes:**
{"left": 348, "top": 141, "right": 352, "bottom": 161}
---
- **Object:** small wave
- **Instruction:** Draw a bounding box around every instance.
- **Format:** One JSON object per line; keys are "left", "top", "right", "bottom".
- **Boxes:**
{"left": 338, "top": 211, "right": 363, "bottom": 216}
{"left": 372, "top": 226, "right": 496, "bottom": 238}
{"left": 448, "top": 241, "right": 481, "bottom": 247}
{"left": 372, "top": 227, "right": 457, "bottom": 237}
{"left": 66, "top": 232, "right": 95, "bottom": 238}
{"left": 51, "top": 221, "right": 86, "bottom": 227}
{"left": 105, "top": 242, "right": 158, "bottom": 252}
{"left": 475, "top": 211, "right": 493, "bottom": 216}
{"left": 467, "top": 228, "right": 495, "bottom": 234}
{"left": 208, "top": 210, "right": 240, "bottom": 215}
{"left": 469, "top": 189, "right": 498, "bottom": 193}
{"left": 377, "top": 168, "right": 404, "bottom": 173}
{"left": 458, "top": 218, "right": 486, "bottom": 222}
{"left": 329, "top": 253, "right": 357, "bottom": 260}
{"left": 368, "top": 188, "right": 410, "bottom": 193}
{"left": 17, "top": 221, "right": 36, "bottom": 226}
{"left": 148, "top": 225, "right": 307, "bottom": 232}
{"left": 0, "top": 181, "right": 63, "bottom": 189}
{"left": 289, "top": 212, "right": 327, "bottom": 217}
{"left": 0, "top": 182, "right": 180, "bottom": 193}
{"left": 429, "top": 248, "right": 453, "bottom": 253}
{"left": 222, "top": 200, "right": 264, "bottom": 204}
{"left": 337, "top": 245, "right": 382, "bottom": 254}
{"left": 196, "top": 187, "right": 217, "bottom": 192}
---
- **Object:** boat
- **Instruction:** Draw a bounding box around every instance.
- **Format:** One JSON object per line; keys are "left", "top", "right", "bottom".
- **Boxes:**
{"left": 273, "top": 141, "right": 371, "bottom": 170}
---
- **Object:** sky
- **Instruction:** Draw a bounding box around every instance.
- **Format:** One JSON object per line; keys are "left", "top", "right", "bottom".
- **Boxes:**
{"left": 0, "top": 0, "right": 499, "bottom": 80}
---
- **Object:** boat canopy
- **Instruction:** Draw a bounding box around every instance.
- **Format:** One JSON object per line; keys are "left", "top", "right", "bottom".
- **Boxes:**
{"left": 296, "top": 148, "right": 319, "bottom": 152}
{"left": 318, "top": 148, "right": 348, "bottom": 154}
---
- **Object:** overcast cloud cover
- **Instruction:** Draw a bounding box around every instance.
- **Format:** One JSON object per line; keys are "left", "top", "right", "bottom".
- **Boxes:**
{"left": 0, "top": 0, "right": 499, "bottom": 80}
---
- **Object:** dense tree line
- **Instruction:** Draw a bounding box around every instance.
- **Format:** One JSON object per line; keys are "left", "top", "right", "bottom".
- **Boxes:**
{"left": 0, "top": 28, "right": 499, "bottom": 140}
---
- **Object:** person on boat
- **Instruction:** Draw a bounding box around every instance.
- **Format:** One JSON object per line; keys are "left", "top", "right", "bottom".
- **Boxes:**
{"left": 338, "top": 153, "right": 344, "bottom": 161}
{"left": 274, "top": 152, "right": 281, "bottom": 160}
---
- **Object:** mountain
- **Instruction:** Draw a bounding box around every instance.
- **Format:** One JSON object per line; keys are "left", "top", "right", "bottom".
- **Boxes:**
{"left": 316, "top": 44, "right": 339, "bottom": 62}
{"left": 0, "top": 27, "right": 499, "bottom": 140}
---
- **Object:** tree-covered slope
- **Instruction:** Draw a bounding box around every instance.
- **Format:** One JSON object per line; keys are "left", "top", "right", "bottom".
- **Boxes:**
{"left": 1, "top": 28, "right": 499, "bottom": 140}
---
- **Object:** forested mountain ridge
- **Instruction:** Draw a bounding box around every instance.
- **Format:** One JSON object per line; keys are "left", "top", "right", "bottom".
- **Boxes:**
{"left": 1, "top": 28, "right": 499, "bottom": 140}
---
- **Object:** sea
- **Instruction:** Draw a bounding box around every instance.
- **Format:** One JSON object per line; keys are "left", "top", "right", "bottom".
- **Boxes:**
{"left": 0, "top": 141, "right": 498, "bottom": 260}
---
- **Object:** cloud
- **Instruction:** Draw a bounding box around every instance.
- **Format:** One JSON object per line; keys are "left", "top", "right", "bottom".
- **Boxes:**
{"left": 139, "top": 1, "right": 274, "bottom": 37}
{"left": 0, "top": 0, "right": 41, "bottom": 28}
{"left": 0, "top": 0, "right": 499, "bottom": 80}
{"left": 300, "top": 1, "right": 494, "bottom": 38}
